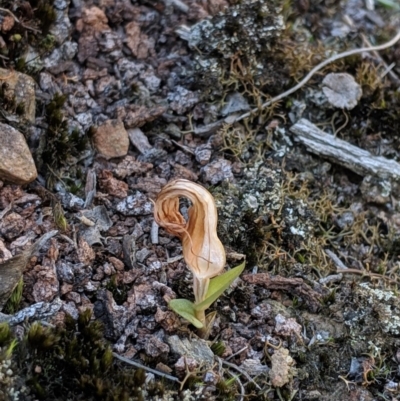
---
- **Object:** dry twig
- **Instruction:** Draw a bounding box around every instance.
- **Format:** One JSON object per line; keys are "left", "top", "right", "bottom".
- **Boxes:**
{"left": 242, "top": 272, "right": 327, "bottom": 312}
{"left": 193, "top": 30, "right": 400, "bottom": 135}
{"left": 112, "top": 352, "right": 180, "bottom": 382}
{"left": 220, "top": 358, "right": 262, "bottom": 391}
{"left": 233, "top": 30, "right": 400, "bottom": 123}
{"left": 290, "top": 118, "right": 400, "bottom": 180}
{"left": 360, "top": 33, "right": 400, "bottom": 86}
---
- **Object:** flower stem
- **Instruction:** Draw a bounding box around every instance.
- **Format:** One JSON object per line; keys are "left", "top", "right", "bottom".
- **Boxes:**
{"left": 195, "top": 308, "right": 206, "bottom": 331}
{"left": 193, "top": 276, "right": 210, "bottom": 338}
{"left": 193, "top": 276, "right": 210, "bottom": 304}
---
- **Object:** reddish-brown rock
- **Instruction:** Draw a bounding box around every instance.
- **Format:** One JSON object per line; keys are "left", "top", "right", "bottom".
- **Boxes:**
{"left": 93, "top": 119, "right": 129, "bottom": 159}
{"left": 0, "top": 123, "right": 37, "bottom": 185}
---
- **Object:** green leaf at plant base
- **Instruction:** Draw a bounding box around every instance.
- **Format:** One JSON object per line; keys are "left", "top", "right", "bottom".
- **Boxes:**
{"left": 195, "top": 261, "right": 245, "bottom": 311}
{"left": 169, "top": 299, "right": 204, "bottom": 328}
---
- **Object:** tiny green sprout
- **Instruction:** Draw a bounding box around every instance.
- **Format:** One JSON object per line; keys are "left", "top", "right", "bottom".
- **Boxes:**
{"left": 154, "top": 179, "right": 245, "bottom": 337}
{"left": 101, "top": 347, "right": 113, "bottom": 371}
{"left": 0, "top": 323, "right": 12, "bottom": 346}
{"left": 5, "top": 338, "right": 17, "bottom": 359}
{"left": 168, "top": 262, "right": 245, "bottom": 333}
{"left": 211, "top": 341, "right": 226, "bottom": 356}
{"left": 11, "top": 34, "right": 22, "bottom": 42}
{"left": 4, "top": 277, "right": 23, "bottom": 314}
{"left": 52, "top": 199, "right": 68, "bottom": 231}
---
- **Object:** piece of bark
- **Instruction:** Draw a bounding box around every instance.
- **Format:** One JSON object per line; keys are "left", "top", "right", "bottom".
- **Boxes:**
{"left": 290, "top": 118, "right": 400, "bottom": 180}
{"left": 0, "top": 230, "right": 58, "bottom": 311}
{"left": 242, "top": 273, "right": 326, "bottom": 312}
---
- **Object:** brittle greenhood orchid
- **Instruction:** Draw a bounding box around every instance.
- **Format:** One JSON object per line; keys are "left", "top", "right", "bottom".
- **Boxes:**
{"left": 154, "top": 179, "right": 245, "bottom": 333}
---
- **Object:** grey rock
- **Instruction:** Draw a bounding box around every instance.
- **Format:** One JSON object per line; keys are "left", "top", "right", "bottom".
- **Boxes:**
{"left": 136, "top": 248, "right": 152, "bottom": 263}
{"left": 24, "top": 46, "right": 44, "bottom": 72}
{"left": 50, "top": 8, "right": 72, "bottom": 44}
{"left": 128, "top": 127, "right": 152, "bottom": 154}
{"left": 116, "top": 192, "right": 153, "bottom": 216}
{"left": 98, "top": 31, "right": 122, "bottom": 53}
{"left": 240, "top": 359, "right": 270, "bottom": 376}
{"left": 221, "top": 92, "right": 250, "bottom": 116}
{"left": 140, "top": 69, "right": 161, "bottom": 93}
{"left": 53, "top": 0, "right": 69, "bottom": 10}
{"left": 75, "top": 112, "right": 93, "bottom": 130}
{"left": 78, "top": 206, "right": 113, "bottom": 245}
{"left": 62, "top": 301, "right": 79, "bottom": 320}
{"left": 195, "top": 144, "right": 212, "bottom": 166}
{"left": 43, "top": 41, "right": 78, "bottom": 69}
{"left": 97, "top": 289, "right": 132, "bottom": 338}
{"left": 39, "top": 72, "right": 60, "bottom": 94}
{"left": 168, "top": 86, "right": 199, "bottom": 114}
{"left": 144, "top": 335, "right": 170, "bottom": 358}
{"left": 201, "top": 158, "right": 234, "bottom": 184}
{"left": 56, "top": 260, "right": 75, "bottom": 283}
{"left": 167, "top": 335, "right": 214, "bottom": 370}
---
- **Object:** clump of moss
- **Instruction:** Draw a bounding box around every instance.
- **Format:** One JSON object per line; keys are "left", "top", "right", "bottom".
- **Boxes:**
{"left": 105, "top": 275, "right": 129, "bottom": 305}
{"left": 31, "top": 0, "right": 57, "bottom": 35}
{"left": 8, "top": 310, "right": 165, "bottom": 400}
{"left": 40, "top": 93, "right": 88, "bottom": 188}
{"left": 3, "top": 277, "right": 23, "bottom": 315}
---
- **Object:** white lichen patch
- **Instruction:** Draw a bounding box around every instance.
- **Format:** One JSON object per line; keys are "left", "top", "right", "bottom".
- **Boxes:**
{"left": 215, "top": 162, "right": 316, "bottom": 255}
{"left": 186, "top": 0, "right": 284, "bottom": 58}
{"left": 345, "top": 283, "right": 400, "bottom": 335}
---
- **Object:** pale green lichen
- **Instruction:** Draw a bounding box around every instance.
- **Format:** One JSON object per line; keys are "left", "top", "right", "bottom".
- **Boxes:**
{"left": 348, "top": 283, "right": 400, "bottom": 335}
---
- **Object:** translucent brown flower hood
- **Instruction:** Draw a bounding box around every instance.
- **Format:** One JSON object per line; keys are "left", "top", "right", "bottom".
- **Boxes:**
{"left": 154, "top": 179, "right": 226, "bottom": 280}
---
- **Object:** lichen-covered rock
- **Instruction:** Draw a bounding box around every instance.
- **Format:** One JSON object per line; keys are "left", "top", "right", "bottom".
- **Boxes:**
{"left": 186, "top": 0, "right": 284, "bottom": 58}
{"left": 0, "top": 123, "right": 37, "bottom": 185}
{"left": 167, "top": 335, "right": 214, "bottom": 370}
{"left": 214, "top": 163, "right": 316, "bottom": 258}
{"left": 116, "top": 192, "right": 153, "bottom": 216}
{"left": 269, "top": 347, "right": 295, "bottom": 387}
{"left": 0, "top": 69, "right": 36, "bottom": 122}
{"left": 344, "top": 283, "right": 400, "bottom": 337}
{"left": 201, "top": 158, "right": 234, "bottom": 184}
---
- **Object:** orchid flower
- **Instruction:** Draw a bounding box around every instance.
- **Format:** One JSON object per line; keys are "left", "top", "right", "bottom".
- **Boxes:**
{"left": 154, "top": 179, "right": 244, "bottom": 335}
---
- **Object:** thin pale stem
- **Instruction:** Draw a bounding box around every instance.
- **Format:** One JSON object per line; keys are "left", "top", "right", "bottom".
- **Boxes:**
{"left": 195, "top": 309, "right": 206, "bottom": 334}
{"left": 193, "top": 276, "right": 210, "bottom": 304}
{"left": 193, "top": 276, "right": 210, "bottom": 338}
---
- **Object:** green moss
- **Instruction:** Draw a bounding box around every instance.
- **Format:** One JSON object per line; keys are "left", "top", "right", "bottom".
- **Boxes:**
{"left": 28, "top": 0, "right": 57, "bottom": 35}
{"left": 0, "top": 323, "right": 12, "bottom": 346}
{"left": 7, "top": 310, "right": 164, "bottom": 400}
{"left": 105, "top": 275, "right": 128, "bottom": 305}
{"left": 211, "top": 341, "right": 226, "bottom": 356}
{"left": 3, "top": 277, "right": 23, "bottom": 315}
{"left": 15, "top": 57, "right": 27, "bottom": 72}
{"left": 40, "top": 93, "right": 88, "bottom": 189}
{"left": 39, "top": 34, "right": 56, "bottom": 52}
{"left": 215, "top": 376, "right": 238, "bottom": 400}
